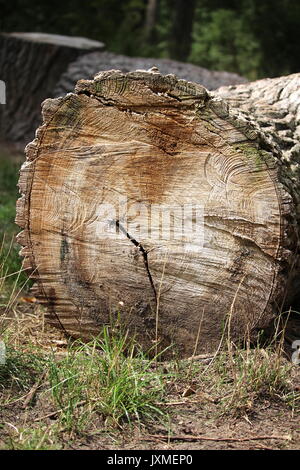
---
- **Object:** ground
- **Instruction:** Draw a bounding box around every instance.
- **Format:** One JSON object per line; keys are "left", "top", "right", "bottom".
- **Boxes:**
{"left": 0, "top": 304, "right": 299, "bottom": 451}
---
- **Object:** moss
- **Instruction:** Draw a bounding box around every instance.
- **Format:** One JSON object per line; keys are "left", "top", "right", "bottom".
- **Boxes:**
{"left": 51, "top": 96, "right": 83, "bottom": 128}
{"left": 94, "top": 81, "right": 103, "bottom": 95}
{"left": 233, "top": 142, "right": 273, "bottom": 171}
{"left": 60, "top": 235, "right": 69, "bottom": 262}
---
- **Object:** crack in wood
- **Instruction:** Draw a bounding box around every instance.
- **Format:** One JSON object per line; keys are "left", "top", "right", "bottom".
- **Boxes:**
{"left": 115, "top": 220, "right": 157, "bottom": 303}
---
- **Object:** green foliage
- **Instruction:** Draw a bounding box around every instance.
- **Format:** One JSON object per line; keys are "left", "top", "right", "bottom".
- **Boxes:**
{"left": 0, "top": 346, "right": 46, "bottom": 396}
{"left": 2, "top": 0, "right": 300, "bottom": 80}
{"left": 189, "top": 8, "right": 261, "bottom": 80}
{"left": 245, "top": 0, "right": 300, "bottom": 78}
{"left": 5, "top": 425, "right": 61, "bottom": 450}
{"left": 0, "top": 156, "right": 28, "bottom": 291}
{"left": 0, "top": 158, "right": 19, "bottom": 230}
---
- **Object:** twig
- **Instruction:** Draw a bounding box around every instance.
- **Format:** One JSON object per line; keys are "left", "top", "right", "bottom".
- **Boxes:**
{"left": 34, "top": 409, "right": 62, "bottom": 422}
{"left": 142, "top": 433, "right": 292, "bottom": 443}
{"left": 34, "top": 396, "right": 100, "bottom": 422}
{"left": 22, "top": 371, "right": 47, "bottom": 409}
{"left": 34, "top": 400, "right": 87, "bottom": 422}
{"left": 155, "top": 251, "right": 168, "bottom": 360}
{"left": 186, "top": 308, "right": 205, "bottom": 379}
{"left": 156, "top": 400, "right": 189, "bottom": 406}
{"left": 186, "top": 353, "right": 215, "bottom": 362}
{"left": 227, "top": 275, "right": 245, "bottom": 382}
{"left": 198, "top": 277, "right": 245, "bottom": 376}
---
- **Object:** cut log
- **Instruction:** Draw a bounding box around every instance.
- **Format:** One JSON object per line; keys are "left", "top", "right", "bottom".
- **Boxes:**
{"left": 16, "top": 69, "right": 299, "bottom": 357}
{"left": 0, "top": 32, "right": 105, "bottom": 148}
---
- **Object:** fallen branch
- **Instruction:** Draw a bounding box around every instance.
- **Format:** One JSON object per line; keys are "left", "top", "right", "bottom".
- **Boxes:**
{"left": 22, "top": 371, "right": 47, "bottom": 409}
{"left": 156, "top": 400, "right": 189, "bottom": 406}
{"left": 34, "top": 399, "right": 87, "bottom": 422}
{"left": 186, "top": 353, "right": 216, "bottom": 362}
{"left": 142, "top": 433, "right": 292, "bottom": 443}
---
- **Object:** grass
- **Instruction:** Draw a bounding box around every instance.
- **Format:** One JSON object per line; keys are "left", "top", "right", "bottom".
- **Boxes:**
{"left": 215, "top": 347, "right": 297, "bottom": 416}
{"left": 0, "top": 153, "right": 28, "bottom": 291}
{"left": 0, "top": 152, "right": 33, "bottom": 340}
{"left": 0, "top": 346, "right": 46, "bottom": 398}
{"left": 0, "top": 321, "right": 169, "bottom": 449}
{"left": 0, "top": 303, "right": 299, "bottom": 450}
{"left": 47, "top": 329, "right": 166, "bottom": 432}
{"left": 5, "top": 424, "right": 62, "bottom": 451}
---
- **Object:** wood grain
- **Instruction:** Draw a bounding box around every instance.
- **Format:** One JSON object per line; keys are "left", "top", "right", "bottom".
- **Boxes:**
{"left": 16, "top": 69, "right": 296, "bottom": 356}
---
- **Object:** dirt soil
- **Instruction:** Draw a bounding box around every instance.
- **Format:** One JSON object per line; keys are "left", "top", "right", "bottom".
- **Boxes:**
{"left": 0, "top": 304, "right": 299, "bottom": 451}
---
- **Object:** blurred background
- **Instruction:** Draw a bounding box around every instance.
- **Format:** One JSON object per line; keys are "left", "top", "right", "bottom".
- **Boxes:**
{"left": 1, "top": 0, "right": 300, "bottom": 81}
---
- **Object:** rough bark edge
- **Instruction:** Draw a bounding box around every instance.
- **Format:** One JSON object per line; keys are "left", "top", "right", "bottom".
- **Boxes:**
{"left": 215, "top": 75, "right": 300, "bottom": 309}
{"left": 15, "top": 69, "right": 296, "bottom": 331}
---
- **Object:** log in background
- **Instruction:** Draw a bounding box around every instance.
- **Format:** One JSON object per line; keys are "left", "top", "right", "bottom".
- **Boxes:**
{"left": 0, "top": 32, "right": 246, "bottom": 150}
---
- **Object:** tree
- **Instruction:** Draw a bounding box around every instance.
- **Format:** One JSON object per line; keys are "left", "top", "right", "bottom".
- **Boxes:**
{"left": 245, "top": 0, "right": 300, "bottom": 77}
{"left": 168, "top": 0, "right": 196, "bottom": 61}
{"left": 144, "top": 0, "right": 159, "bottom": 45}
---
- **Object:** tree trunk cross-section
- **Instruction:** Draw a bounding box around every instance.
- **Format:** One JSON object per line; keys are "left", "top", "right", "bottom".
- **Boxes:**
{"left": 16, "top": 69, "right": 297, "bottom": 357}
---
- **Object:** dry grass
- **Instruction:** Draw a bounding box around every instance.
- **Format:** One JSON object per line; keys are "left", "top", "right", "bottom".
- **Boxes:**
{"left": 0, "top": 289, "right": 299, "bottom": 450}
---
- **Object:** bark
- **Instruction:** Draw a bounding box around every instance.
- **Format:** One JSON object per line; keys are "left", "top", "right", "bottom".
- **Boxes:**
{"left": 16, "top": 70, "right": 299, "bottom": 357}
{"left": 215, "top": 74, "right": 300, "bottom": 307}
{"left": 0, "top": 33, "right": 104, "bottom": 148}
{"left": 215, "top": 74, "right": 300, "bottom": 169}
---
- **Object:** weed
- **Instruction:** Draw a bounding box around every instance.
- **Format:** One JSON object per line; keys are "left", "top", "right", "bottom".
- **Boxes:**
{"left": 47, "top": 327, "right": 166, "bottom": 432}
{"left": 0, "top": 156, "right": 28, "bottom": 290}
{"left": 3, "top": 424, "right": 61, "bottom": 450}
{"left": 218, "top": 346, "right": 295, "bottom": 415}
{"left": 0, "top": 346, "right": 47, "bottom": 401}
